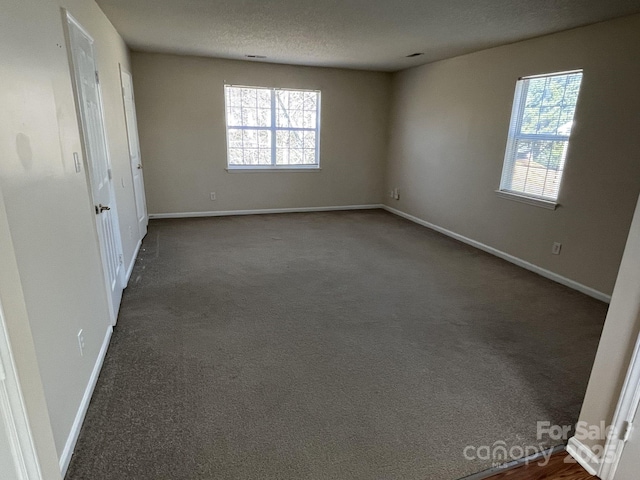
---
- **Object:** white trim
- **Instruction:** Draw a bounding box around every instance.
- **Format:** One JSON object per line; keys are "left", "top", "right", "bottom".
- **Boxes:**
{"left": 598, "top": 331, "right": 640, "bottom": 480}
{"left": 566, "top": 437, "right": 600, "bottom": 476}
{"left": 148, "top": 204, "right": 383, "bottom": 219}
{"left": 59, "top": 326, "right": 112, "bottom": 476}
{"left": 125, "top": 238, "right": 142, "bottom": 286}
{"left": 0, "top": 302, "right": 44, "bottom": 480}
{"left": 495, "top": 190, "right": 559, "bottom": 210}
{"left": 382, "top": 205, "right": 611, "bottom": 303}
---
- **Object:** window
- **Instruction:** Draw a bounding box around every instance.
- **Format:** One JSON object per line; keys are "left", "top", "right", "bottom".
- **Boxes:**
{"left": 224, "top": 85, "right": 321, "bottom": 169}
{"left": 499, "top": 70, "right": 583, "bottom": 205}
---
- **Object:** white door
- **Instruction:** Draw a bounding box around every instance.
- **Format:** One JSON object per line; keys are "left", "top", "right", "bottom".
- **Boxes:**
{"left": 119, "top": 66, "right": 148, "bottom": 238}
{"left": 66, "top": 13, "right": 124, "bottom": 322}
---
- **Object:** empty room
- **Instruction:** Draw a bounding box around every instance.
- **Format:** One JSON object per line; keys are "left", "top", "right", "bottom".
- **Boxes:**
{"left": 3, "top": 1, "right": 640, "bottom": 479}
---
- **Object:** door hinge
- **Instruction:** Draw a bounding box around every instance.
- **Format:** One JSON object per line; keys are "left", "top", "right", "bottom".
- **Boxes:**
{"left": 621, "top": 421, "right": 633, "bottom": 442}
{"left": 95, "top": 71, "right": 100, "bottom": 84}
{"left": 119, "top": 254, "right": 124, "bottom": 265}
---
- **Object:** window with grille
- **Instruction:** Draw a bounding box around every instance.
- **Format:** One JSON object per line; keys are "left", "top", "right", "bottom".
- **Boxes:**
{"left": 499, "top": 70, "right": 583, "bottom": 204}
{"left": 224, "top": 85, "right": 321, "bottom": 169}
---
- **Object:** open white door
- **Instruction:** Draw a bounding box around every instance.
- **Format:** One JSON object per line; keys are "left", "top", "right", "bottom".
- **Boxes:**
{"left": 65, "top": 13, "right": 124, "bottom": 323}
{"left": 119, "top": 66, "right": 148, "bottom": 238}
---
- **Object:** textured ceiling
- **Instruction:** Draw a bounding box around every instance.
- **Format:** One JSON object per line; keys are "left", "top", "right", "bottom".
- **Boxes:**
{"left": 95, "top": 0, "right": 640, "bottom": 71}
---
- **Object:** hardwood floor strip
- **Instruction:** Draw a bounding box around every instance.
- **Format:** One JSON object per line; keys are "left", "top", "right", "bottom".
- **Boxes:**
{"left": 481, "top": 451, "right": 596, "bottom": 479}
{"left": 459, "top": 446, "right": 565, "bottom": 480}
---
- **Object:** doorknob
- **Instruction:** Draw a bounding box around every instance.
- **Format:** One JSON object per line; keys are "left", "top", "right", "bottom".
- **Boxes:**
{"left": 95, "top": 204, "right": 111, "bottom": 214}
{"left": 137, "top": 164, "right": 142, "bottom": 169}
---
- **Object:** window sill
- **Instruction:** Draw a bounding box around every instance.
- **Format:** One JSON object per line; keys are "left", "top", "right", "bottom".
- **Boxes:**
{"left": 495, "top": 190, "right": 559, "bottom": 210}
{"left": 226, "top": 166, "right": 321, "bottom": 173}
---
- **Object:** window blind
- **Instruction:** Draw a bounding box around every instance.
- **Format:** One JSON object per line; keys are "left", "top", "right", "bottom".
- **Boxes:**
{"left": 500, "top": 71, "right": 583, "bottom": 202}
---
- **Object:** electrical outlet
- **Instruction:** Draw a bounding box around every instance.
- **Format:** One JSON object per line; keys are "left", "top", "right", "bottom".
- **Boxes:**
{"left": 394, "top": 188, "right": 400, "bottom": 200}
{"left": 552, "top": 242, "right": 562, "bottom": 255}
{"left": 210, "top": 192, "right": 216, "bottom": 201}
{"left": 77, "top": 329, "right": 85, "bottom": 356}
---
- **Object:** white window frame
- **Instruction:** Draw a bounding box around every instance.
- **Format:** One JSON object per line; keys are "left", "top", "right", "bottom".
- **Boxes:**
{"left": 497, "top": 70, "right": 583, "bottom": 209}
{"left": 224, "top": 85, "right": 321, "bottom": 171}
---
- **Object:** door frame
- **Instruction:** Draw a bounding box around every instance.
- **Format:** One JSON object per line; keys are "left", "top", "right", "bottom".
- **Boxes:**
{"left": 599, "top": 332, "right": 640, "bottom": 479}
{"left": 0, "top": 298, "right": 45, "bottom": 480}
{"left": 62, "top": 10, "right": 125, "bottom": 324}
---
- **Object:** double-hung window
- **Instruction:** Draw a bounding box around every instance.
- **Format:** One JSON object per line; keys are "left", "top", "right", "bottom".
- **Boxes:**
{"left": 224, "top": 85, "right": 321, "bottom": 169}
{"left": 499, "top": 70, "right": 583, "bottom": 206}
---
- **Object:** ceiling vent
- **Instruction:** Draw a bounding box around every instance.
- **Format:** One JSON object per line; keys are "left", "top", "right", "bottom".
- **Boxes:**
{"left": 245, "top": 54, "right": 266, "bottom": 59}
{"left": 406, "top": 53, "right": 424, "bottom": 58}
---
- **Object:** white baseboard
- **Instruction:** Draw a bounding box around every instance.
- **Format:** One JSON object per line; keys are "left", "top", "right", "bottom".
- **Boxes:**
{"left": 125, "top": 238, "right": 142, "bottom": 286}
{"left": 382, "top": 205, "right": 611, "bottom": 303}
{"left": 59, "top": 325, "right": 113, "bottom": 476}
{"left": 566, "top": 436, "right": 600, "bottom": 476}
{"left": 148, "top": 204, "right": 383, "bottom": 219}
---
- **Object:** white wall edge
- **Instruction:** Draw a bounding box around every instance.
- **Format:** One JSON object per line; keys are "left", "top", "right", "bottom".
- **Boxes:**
{"left": 598, "top": 325, "right": 640, "bottom": 480}
{"left": 0, "top": 302, "right": 45, "bottom": 480}
{"left": 124, "top": 238, "right": 142, "bottom": 286}
{"left": 382, "top": 205, "right": 611, "bottom": 303}
{"left": 148, "top": 204, "right": 384, "bottom": 219}
{"left": 59, "top": 325, "right": 113, "bottom": 476}
{"left": 566, "top": 436, "right": 600, "bottom": 476}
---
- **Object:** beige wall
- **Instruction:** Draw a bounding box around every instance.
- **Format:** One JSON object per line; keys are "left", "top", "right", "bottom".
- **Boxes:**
{"left": 385, "top": 14, "right": 640, "bottom": 296}
{"left": 0, "top": 0, "right": 141, "bottom": 467}
{"left": 131, "top": 53, "right": 390, "bottom": 214}
{"left": 0, "top": 185, "right": 62, "bottom": 479}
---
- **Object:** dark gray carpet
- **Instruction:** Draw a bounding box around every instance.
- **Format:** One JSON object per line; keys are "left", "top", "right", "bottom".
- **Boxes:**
{"left": 65, "top": 210, "right": 607, "bottom": 480}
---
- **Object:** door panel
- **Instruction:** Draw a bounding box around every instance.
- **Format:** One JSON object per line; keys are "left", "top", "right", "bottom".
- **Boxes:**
{"left": 67, "top": 14, "right": 124, "bottom": 322}
{"left": 120, "top": 67, "right": 148, "bottom": 238}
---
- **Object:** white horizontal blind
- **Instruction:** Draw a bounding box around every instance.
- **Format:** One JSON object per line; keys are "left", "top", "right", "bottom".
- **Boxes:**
{"left": 500, "top": 71, "right": 583, "bottom": 201}
{"left": 224, "top": 85, "right": 320, "bottom": 168}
